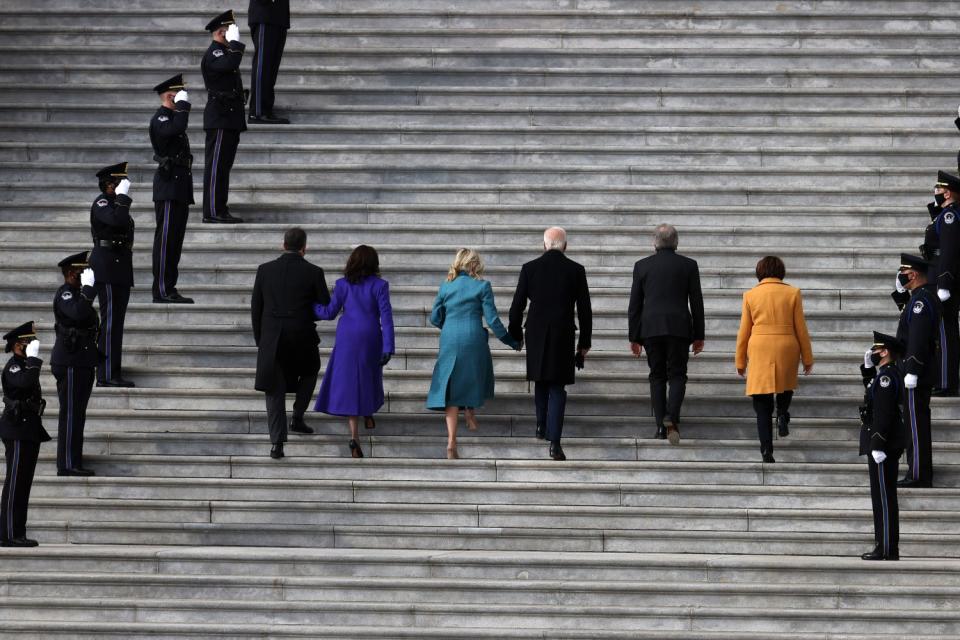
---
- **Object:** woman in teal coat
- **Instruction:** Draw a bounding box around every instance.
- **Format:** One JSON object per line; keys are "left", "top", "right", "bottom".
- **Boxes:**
{"left": 427, "top": 249, "right": 519, "bottom": 459}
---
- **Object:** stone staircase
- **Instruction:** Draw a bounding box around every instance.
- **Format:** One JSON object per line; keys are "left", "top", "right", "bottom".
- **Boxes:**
{"left": 2, "top": 0, "right": 960, "bottom": 636}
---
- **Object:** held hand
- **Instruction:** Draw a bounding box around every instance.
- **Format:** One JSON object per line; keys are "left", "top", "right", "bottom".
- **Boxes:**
{"left": 379, "top": 353, "right": 392, "bottom": 366}
{"left": 904, "top": 373, "right": 919, "bottom": 389}
{"left": 872, "top": 450, "right": 887, "bottom": 464}
{"left": 895, "top": 273, "right": 906, "bottom": 295}
{"left": 80, "top": 268, "right": 95, "bottom": 288}
{"left": 803, "top": 363, "right": 814, "bottom": 376}
{"left": 864, "top": 348, "right": 874, "bottom": 369}
{"left": 737, "top": 367, "right": 746, "bottom": 378}
{"left": 939, "top": 288, "right": 951, "bottom": 302}
{"left": 225, "top": 24, "right": 241, "bottom": 43}
{"left": 25, "top": 340, "right": 39, "bottom": 359}
{"left": 578, "top": 347, "right": 590, "bottom": 357}
{"left": 174, "top": 90, "right": 189, "bottom": 104}
{"left": 116, "top": 178, "right": 131, "bottom": 196}
{"left": 630, "top": 342, "right": 642, "bottom": 357}
{"left": 691, "top": 339, "right": 704, "bottom": 355}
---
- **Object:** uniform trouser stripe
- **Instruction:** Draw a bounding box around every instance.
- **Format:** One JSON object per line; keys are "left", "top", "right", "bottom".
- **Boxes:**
{"left": 159, "top": 201, "right": 170, "bottom": 297}
{"left": 209, "top": 130, "right": 223, "bottom": 218}
{"left": 256, "top": 25, "right": 265, "bottom": 115}
{"left": 7, "top": 442, "right": 18, "bottom": 540}
{"left": 105, "top": 284, "right": 113, "bottom": 378}
{"left": 878, "top": 463, "right": 890, "bottom": 555}
{"left": 907, "top": 388, "right": 920, "bottom": 479}
{"left": 941, "top": 319, "right": 948, "bottom": 388}
{"left": 66, "top": 368, "right": 74, "bottom": 469}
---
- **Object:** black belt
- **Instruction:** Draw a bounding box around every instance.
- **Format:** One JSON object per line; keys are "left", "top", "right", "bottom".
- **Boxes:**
{"left": 96, "top": 239, "right": 131, "bottom": 249}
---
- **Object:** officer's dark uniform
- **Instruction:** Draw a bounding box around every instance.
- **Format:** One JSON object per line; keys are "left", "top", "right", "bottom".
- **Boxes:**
{"left": 150, "top": 73, "right": 195, "bottom": 303}
{"left": 859, "top": 332, "right": 909, "bottom": 561}
{"left": 248, "top": 0, "right": 290, "bottom": 123}
{"left": 895, "top": 254, "right": 941, "bottom": 487}
{"left": 52, "top": 252, "right": 98, "bottom": 476}
{"left": 0, "top": 322, "right": 50, "bottom": 547}
{"left": 90, "top": 162, "right": 135, "bottom": 387}
{"left": 202, "top": 10, "right": 246, "bottom": 224}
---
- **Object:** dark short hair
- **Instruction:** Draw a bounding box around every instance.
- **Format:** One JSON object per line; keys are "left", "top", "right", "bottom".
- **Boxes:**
{"left": 344, "top": 245, "right": 380, "bottom": 283}
{"left": 283, "top": 227, "right": 307, "bottom": 252}
{"left": 756, "top": 255, "right": 786, "bottom": 281}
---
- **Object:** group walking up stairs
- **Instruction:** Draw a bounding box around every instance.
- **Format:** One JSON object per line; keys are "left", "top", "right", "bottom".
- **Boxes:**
{"left": 2, "top": 0, "right": 960, "bottom": 636}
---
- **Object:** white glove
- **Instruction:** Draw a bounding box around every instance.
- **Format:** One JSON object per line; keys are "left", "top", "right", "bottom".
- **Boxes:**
{"left": 956, "top": 103, "right": 960, "bottom": 119}
{"left": 904, "top": 373, "right": 918, "bottom": 389}
{"left": 872, "top": 450, "right": 887, "bottom": 464}
{"left": 938, "top": 288, "right": 951, "bottom": 302}
{"left": 225, "top": 24, "right": 241, "bottom": 43}
{"left": 80, "top": 268, "right": 95, "bottom": 288}
{"left": 25, "top": 340, "right": 39, "bottom": 359}
{"left": 864, "top": 348, "right": 875, "bottom": 369}
{"left": 895, "top": 273, "right": 906, "bottom": 294}
{"left": 174, "top": 90, "right": 189, "bottom": 104}
{"left": 116, "top": 178, "right": 131, "bottom": 196}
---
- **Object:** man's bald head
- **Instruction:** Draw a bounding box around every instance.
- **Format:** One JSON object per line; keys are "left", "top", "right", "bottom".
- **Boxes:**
{"left": 543, "top": 227, "right": 567, "bottom": 252}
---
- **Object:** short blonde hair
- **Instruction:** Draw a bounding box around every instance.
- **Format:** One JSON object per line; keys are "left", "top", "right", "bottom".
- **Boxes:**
{"left": 447, "top": 248, "right": 484, "bottom": 281}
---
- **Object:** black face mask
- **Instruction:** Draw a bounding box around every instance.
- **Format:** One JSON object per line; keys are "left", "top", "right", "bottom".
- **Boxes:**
{"left": 897, "top": 273, "right": 911, "bottom": 289}
{"left": 869, "top": 351, "right": 883, "bottom": 367}
{"left": 935, "top": 193, "right": 947, "bottom": 206}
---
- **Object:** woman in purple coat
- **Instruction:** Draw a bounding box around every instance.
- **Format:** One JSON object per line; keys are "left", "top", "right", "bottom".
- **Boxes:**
{"left": 313, "top": 245, "right": 395, "bottom": 458}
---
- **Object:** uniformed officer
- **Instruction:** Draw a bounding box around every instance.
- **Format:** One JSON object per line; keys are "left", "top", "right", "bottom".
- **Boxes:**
{"left": 150, "top": 73, "right": 195, "bottom": 304}
{"left": 922, "top": 170, "right": 960, "bottom": 396}
{"left": 858, "top": 332, "right": 909, "bottom": 561}
{"left": 90, "top": 162, "right": 136, "bottom": 387}
{"left": 52, "top": 252, "right": 99, "bottom": 476}
{"left": 202, "top": 10, "right": 246, "bottom": 224}
{"left": 895, "top": 253, "right": 941, "bottom": 488}
{"left": 248, "top": 0, "right": 291, "bottom": 124}
{"left": 0, "top": 322, "right": 50, "bottom": 547}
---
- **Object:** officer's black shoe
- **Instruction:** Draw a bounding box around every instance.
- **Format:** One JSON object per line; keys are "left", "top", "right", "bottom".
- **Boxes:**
{"left": 270, "top": 443, "right": 284, "bottom": 459}
{"left": 248, "top": 113, "right": 290, "bottom": 124}
{"left": 777, "top": 413, "right": 790, "bottom": 437}
{"left": 897, "top": 478, "right": 930, "bottom": 488}
{"left": 932, "top": 387, "right": 959, "bottom": 397}
{"left": 2, "top": 537, "right": 39, "bottom": 547}
{"left": 535, "top": 423, "right": 546, "bottom": 440}
{"left": 153, "top": 293, "right": 194, "bottom": 304}
{"left": 289, "top": 417, "right": 314, "bottom": 434}
{"left": 57, "top": 467, "right": 95, "bottom": 477}
{"left": 861, "top": 546, "right": 884, "bottom": 561}
{"left": 549, "top": 442, "right": 566, "bottom": 461}
{"left": 202, "top": 213, "right": 244, "bottom": 224}
{"left": 654, "top": 425, "right": 667, "bottom": 439}
{"left": 761, "top": 450, "right": 775, "bottom": 463}
{"left": 97, "top": 378, "right": 135, "bottom": 388}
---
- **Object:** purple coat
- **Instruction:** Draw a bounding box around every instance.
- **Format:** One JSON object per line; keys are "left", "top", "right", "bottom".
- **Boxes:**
{"left": 313, "top": 276, "right": 395, "bottom": 417}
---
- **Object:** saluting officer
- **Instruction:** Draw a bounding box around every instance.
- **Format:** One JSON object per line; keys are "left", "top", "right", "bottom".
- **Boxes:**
{"left": 52, "top": 252, "right": 99, "bottom": 477}
{"left": 248, "top": 0, "right": 291, "bottom": 124}
{"left": 90, "top": 162, "right": 136, "bottom": 388}
{"left": 150, "top": 73, "right": 195, "bottom": 304}
{"left": 202, "top": 10, "right": 246, "bottom": 224}
{"left": 859, "top": 332, "right": 908, "bottom": 561}
{"left": 895, "top": 253, "right": 941, "bottom": 488}
{"left": 923, "top": 170, "right": 960, "bottom": 396}
{"left": 0, "top": 322, "right": 50, "bottom": 547}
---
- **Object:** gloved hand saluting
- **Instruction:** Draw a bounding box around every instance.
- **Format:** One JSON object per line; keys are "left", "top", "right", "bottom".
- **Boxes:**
{"left": 116, "top": 178, "right": 131, "bottom": 196}
{"left": 226, "top": 24, "right": 241, "bottom": 44}
{"left": 872, "top": 450, "right": 887, "bottom": 464}
{"left": 864, "top": 348, "right": 875, "bottom": 369}
{"left": 174, "top": 90, "right": 189, "bottom": 104}
{"left": 939, "top": 288, "right": 951, "bottom": 302}
{"left": 25, "top": 340, "right": 39, "bottom": 359}
{"left": 956, "top": 103, "right": 960, "bottom": 119}
{"left": 80, "top": 268, "right": 95, "bottom": 288}
{"left": 894, "top": 272, "right": 906, "bottom": 295}
{"left": 904, "top": 373, "right": 918, "bottom": 389}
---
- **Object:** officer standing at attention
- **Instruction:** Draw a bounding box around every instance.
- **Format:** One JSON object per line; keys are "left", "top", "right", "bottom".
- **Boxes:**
{"left": 248, "top": 0, "right": 291, "bottom": 124}
{"left": 202, "top": 10, "right": 246, "bottom": 224}
{"left": 895, "top": 254, "right": 941, "bottom": 488}
{"left": 52, "top": 252, "right": 99, "bottom": 477}
{"left": 90, "top": 162, "right": 136, "bottom": 388}
{"left": 0, "top": 322, "right": 49, "bottom": 547}
{"left": 150, "top": 73, "right": 195, "bottom": 304}
{"left": 859, "top": 332, "right": 908, "bottom": 561}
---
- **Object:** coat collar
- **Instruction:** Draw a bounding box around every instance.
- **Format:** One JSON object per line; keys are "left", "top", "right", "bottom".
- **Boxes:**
{"left": 759, "top": 277, "right": 785, "bottom": 285}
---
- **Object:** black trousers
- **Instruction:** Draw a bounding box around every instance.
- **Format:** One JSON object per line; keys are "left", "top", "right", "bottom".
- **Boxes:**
{"left": 250, "top": 23, "right": 287, "bottom": 117}
{"left": 534, "top": 382, "right": 567, "bottom": 443}
{"left": 95, "top": 282, "right": 130, "bottom": 383}
{"left": 751, "top": 391, "right": 793, "bottom": 453}
{"left": 153, "top": 200, "right": 189, "bottom": 299}
{"left": 939, "top": 295, "right": 959, "bottom": 391}
{"left": 52, "top": 365, "right": 95, "bottom": 472}
{"left": 1, "top": 438, "right": 40, "bottom": 541}
{"left": 644, "top": 336, "right": 690, "bottom": 426}
{"left": 203, "top": 128, "right": 241, "bottom": 220}
{"left": 265, "top": 373, "right": 318, "bottom": 444}
{"left": 902, "top": 384, "right": 933, "bottom": 484}
{"left": 868, "top": 451, "right": 900, "bottom": 556}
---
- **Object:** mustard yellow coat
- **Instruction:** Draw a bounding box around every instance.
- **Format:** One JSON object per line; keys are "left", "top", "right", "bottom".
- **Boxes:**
{"left": 735, "top": 278, "right": 814, "bottom": 396}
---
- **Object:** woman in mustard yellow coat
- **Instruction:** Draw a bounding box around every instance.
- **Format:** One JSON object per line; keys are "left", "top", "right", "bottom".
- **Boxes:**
{"left": 735, "top": 256, "right": 814, "bottom": 463}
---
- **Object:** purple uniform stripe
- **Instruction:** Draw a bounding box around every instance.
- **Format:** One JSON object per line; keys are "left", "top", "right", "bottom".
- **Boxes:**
{"left": 908, "top": 388, "right": 919, "bottom": 479}
{"left": 7, "top": 441, "right": 19, "bottom": 539}
{"left": 160, "top": 201, "right": 171, "bottom": 297}
{"left": 256, "top": 25, "right": 265, "bottom": 116}
{"left": 66, "top": 367, "right": 74, "bottom": 468}
{"left": 209, "top": 130, "right": 223, "bottom": 218}
{"left": 878, "top": 462, "right": 890, "bottom": 556}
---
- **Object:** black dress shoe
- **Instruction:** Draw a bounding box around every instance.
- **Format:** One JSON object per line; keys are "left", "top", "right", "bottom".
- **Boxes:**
{"left": 57, "top": 467, "right": 95, "bottom": 477}
{"left": 97, "top": 378, "right": 135, "bottom": 388}
{"left": 289, "top": 417, "right": 314, "bottom": 434}
{"left": 270, "top": 443, "right": 284, "bottom": 459}
{"left": 932, "top": 387, "right": 959, "bottom": 397}
{"left": 777, "top": 413, "right": 790, "bottom": 437}
{"left": 2, "top": 537, "right": 39, "bottom": 547}
{"left": 654, "top": 425, "right": 666, "bottom": 439}
{"left": 549, "top": 442, "right": 566, "bottom": 461}
{"left": 861, "top": 546, "right": 884, "bottom": 561}
{"left": 762, "top": 451, "right": 775, "bottom": 463}
{"left": 897, "top": 478, "right": 931, "bottom": 488}
{"left": 153, "top": 293, "right": 194, "bottom": 304}
{"left": 202, "top": 213, "right": 244, "bottom": 224}
{"left": 535, "top": 423, "right": 546, "bottom": 440}
{"left": 248, "top": 113, "right": 291, "bottom": 124}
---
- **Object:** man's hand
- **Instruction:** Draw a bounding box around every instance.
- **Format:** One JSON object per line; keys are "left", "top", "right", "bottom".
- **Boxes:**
{"left": 116, "top": 178, "right": 131, "bottom": 196}
{"left": 630, "top": 342, "right": 642, "bottom": 357}
{"left": 895, "top": 273, "right": 907, "bottom": 295}
{"left": 80, "top": 268, "right": 95, "bottom": 288}
{"left": 25, "top": 340, "right": 39, "bottom": 359}
{"left": 225, "top": 24, "right": 241, "bottom": 44}
{"left": 864, "top": 348, "right": 874, "bottom": 369}
{"left": 872, "top": 450, "right": 887, "bottom": 464}
{"left": 174, "top": 90, "right": 189, "bottom": 104}
{"left": 904, "top": 373, "right": 918, "bottom": 389}
{"left": 692, "top": 340, "right": 704, "bottom": 355}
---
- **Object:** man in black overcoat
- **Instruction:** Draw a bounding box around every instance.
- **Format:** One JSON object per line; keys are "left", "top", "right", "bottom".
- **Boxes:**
{"left": 251, "top": 227, "right": 330, "bottom": 458}
{"left": 628, "top": 224, "right": 705, "bottom": 444}
{"left": 509, "top": 227, "right": 592, "bottom": 461}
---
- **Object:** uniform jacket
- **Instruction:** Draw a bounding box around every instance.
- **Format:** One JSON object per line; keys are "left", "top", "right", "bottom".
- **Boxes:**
{"left": 89, "top": 192, "right": 135, "bottom": 286}
{"left": 859, "top": 362, "right": 908, "bottom": 456}
{"left": 150, "top": 102, "right": 194, "bottom": 204}
{"left": 0, "top": 354, "right": 51, "bottom": 442}
{"left": 51, "top": 283, "right": 99, "bottom": 369}
{"left": 896, "top": 284, "right": 942, "bottom": 386}
{"left": 627, "top": 248, "right": 705, "bottom": 343}
{"left": 202, "top": 40, "right": 247, "bottom": 131}
{"left": 251, "top": 252, "right": 330, "bottom": 392}
{"left": 735, "top": 278, "right": 814, "bottom": 396}
{"left": 930, "top": 201, "right": 960, "bottom": 293}
{"left": 248, "top": 0, "right": 290, "bottom": 28}
{"left": 508, "top": 250, "right": 592, "bottom": 386}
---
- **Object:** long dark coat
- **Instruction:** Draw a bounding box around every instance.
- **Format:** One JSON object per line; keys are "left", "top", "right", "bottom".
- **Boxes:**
{"left": 251, "top": 252, "right": 330, "bottom": 392}
{"left": 508, "top": 250, "right": 592, "bottom": 385}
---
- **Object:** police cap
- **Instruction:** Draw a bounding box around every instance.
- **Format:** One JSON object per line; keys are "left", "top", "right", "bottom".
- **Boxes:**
{"left": 872, "top": 331, "right": 905, "bottom": 356}
{"left": 96, "top": 162, "right": 128, "bottom": 181}
{"left": 205, "top": 10, "right": 235, "bottom": 32}
{"left": 153, "top": 73, "right": 185, "bottom": 94}
{"left": 3, "top": 321, "right": 35, "bottom": 353}
{"left": 58, "top": 251, "right": 89, "bottom": 271}
{"left": 899, "top": 253, "right": 930, "bottom": 272}
{"left": 937, "top": 170, "right": 960, "bottom": 193}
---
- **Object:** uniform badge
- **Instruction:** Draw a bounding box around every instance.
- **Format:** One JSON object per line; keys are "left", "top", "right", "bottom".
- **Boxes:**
{"left": 157, "top": 115, "right": 169, "bottom": 122}
{"left": 213, "top": 49, "right": 224, "bottom": 57}
{"left": 96, "top": 198, "right": 108, "bottom": 207}
{"left": 946, "top": 212, "right": 956, "bottom": 224}
{"left": 61, "top": 291, "right": 73, "bottom": 300}
{"left": 880, "top": 376, "right": 891, "bottom": 388}
{"left": 9, "top": 365, "right": 19, "bottom": 374}
{"left": 913, "top": 301, "right": 924, "bottom": 314}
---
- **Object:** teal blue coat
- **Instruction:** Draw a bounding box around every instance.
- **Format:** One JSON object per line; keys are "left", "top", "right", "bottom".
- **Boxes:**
{"left": 426, "top": 274, "right": 517, "bottom": 410}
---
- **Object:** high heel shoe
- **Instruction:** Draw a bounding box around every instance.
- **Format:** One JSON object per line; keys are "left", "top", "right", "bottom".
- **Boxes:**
{"left": 364, "top": 416, "right": 376, "bottom": 430}
{"left": 349, "top": 439, "right": 364, "bottom": 458}
{"left": 446, "top": 446, "right": 459, "bottom": 460}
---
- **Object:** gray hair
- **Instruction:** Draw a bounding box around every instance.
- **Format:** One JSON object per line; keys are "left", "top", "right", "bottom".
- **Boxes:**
{"left": 654, "top": 224, "right": 678, "bottom": 250}
{"left": 543, "top": 226, "right": 567, "bottom": 251}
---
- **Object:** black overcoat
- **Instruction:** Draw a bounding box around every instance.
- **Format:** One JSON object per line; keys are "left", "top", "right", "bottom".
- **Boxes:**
{"left": 627, "top": 248, "right": 705, "bottom": 343}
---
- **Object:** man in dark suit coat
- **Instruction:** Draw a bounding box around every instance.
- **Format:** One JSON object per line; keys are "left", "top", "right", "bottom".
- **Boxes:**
{"left": 251, "top": 227, "right": 330, "bottom": 458}
{"left": 628, "top": 224, "right": 705, "bottom": 444}
{"left": 509, "top": 227, "right": 592, "bottom": 461}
